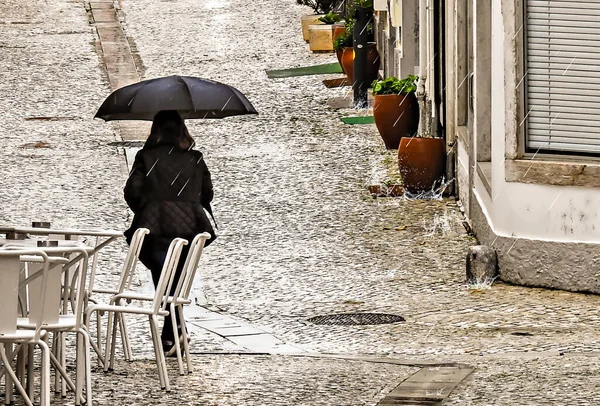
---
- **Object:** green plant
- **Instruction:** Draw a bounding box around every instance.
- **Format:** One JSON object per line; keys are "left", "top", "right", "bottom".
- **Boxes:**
{"left": 353, "top": 0, "right": 373, "bottom": 8}
{"left": 318, "top": 11, "right": 342, "bottom": 24}
{"left": 344, "top": 0, "right": 374, "bottom": 16}
{"left": 296, "top": 0, "right": 336, "bottom": 14}
{"left": 333, "top": 30, "right": 353, "bottom": 50}
{"left": 333, "top": 17, "right": 355, "bottom": 50}
{"left": 371, "top": 75, "right": 419, "bottom": 95}
{"left": 345, "top": 17, "right": 356, "bottom": 31}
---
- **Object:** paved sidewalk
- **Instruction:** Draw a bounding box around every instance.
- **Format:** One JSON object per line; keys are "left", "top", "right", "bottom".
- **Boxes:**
{"left": 2, "top": 0, "right": 600, "bottom": 405}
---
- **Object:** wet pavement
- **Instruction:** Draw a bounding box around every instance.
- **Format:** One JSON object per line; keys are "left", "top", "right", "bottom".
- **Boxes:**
{"left": 1, "top": 0, "right": 600, "bottom": 404}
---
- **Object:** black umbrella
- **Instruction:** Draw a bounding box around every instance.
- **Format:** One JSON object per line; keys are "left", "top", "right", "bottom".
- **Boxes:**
{"left": 95, "top": 75, "right": 258, "bottom": 121}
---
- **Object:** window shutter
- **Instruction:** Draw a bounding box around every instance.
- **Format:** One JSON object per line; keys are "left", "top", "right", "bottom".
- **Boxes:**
{"left": 526, "top": 0, "right": 600, "bottom": 154}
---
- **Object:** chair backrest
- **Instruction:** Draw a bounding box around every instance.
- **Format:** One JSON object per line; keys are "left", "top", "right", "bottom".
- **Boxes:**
{"left": 152, "top": 238, "right": 188, "bottom": 315}
{"left": 113, "top": 228, "right": 150, "bottom": 294}
{"left": 61, "top": 247, "right": 89, "bottom": 328}
{"left": 172, "top": 232, "right": 211, "bottom": 301}
{"left": 3, "top": 243, "right": 89, "bottom": 326}
{"left": 32, "top": 246, "right": 90, "bottom": 329}
{"left": 0, "top": 249, "right": 52, "bottom": 339}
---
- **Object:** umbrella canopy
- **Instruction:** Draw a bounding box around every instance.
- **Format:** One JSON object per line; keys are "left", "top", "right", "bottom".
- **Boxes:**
{"left": 95, "top": 75, "right": 258, "bottom": 121}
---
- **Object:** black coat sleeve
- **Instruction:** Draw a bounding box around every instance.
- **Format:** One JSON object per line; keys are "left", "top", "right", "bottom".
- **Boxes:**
{"left": 200, "top": 159, "right": 214, "bottom": 209}
{"left": 124, "top": 150, "right": 146, "bottom": 213}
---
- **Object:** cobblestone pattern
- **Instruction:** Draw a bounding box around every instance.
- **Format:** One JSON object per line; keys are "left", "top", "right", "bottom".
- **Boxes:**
{"left": 94, "top": 356, "right": 416, "bottom": 406}
{"left": 116, "top": 0, "right": 600, "bottom": 402}
{"left": 2, "top": 0, "right": 600, "bottom": 404}
{"left": 2, "top": 356, "right": 417, "bottom": 406}
{"left": 446, "top": 353, "right": 600, "bottom": 405}
{"left": 0, "top": 0, "right": 129, "bottom": 283}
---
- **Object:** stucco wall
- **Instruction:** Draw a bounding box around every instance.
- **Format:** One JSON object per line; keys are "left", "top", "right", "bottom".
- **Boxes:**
{"left": 457, "top": 140, "right": 470, "bottom": 217}
{"left": 471, "top": 188, "right": 600, "bottom": 294}
{"left": 472, "top": 0, "right": 600, "bottom": 244}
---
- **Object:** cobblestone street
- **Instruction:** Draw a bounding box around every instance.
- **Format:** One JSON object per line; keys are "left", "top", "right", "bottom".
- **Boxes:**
{"left": 2, "top": 0, "right": 600, "bottom": 405}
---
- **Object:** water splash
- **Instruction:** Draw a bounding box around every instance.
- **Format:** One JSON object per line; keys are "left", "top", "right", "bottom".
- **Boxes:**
{"left": 467, "top": 275, "right": 498, "bottom": 291}
{"left": 401, "top": 177, "right": 453, "bottom": 201}
{"left": 423, "top": 212, "right": 453, "bottom": 237}
{"left": 422, "top": 207, "right": 464, "bottom": 237}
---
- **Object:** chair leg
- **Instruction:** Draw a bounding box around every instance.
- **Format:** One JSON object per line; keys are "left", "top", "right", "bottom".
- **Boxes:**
{"left": 38, "top": 340, "right": 51, "bottom": 406}
{"left": 2, "top": 343, "right": 14, "bottom": 406}
{"left": 148, "top": 315, "right": 165, "bottom": 389}
{"left": 77, "top": 328, "right": 93, "bottom": 406}
{"left": 88, "top": 336, "right": 105, "bottom": 369}
{"left": 119, "top": 314, "right": 132, "bottom": 361}
{"left": 0, "top": 343, "right": 33, "bottom": 406}
{"left": 60, "top": 333, "right": 67, "bottom": 397}
{"left": 103, "top": 311, "right": 115, "bottom": 372}
{"left": 26, "top": 343, "right": 34, "bottom": 397}
{"left": 109, "top": 313, "right": 120, "bottom": 371}
{"left": 75, "top": 331, "right": 84, "bottom": 406}
{"left": 52, "top": 333, "right": 60, "bottom": 394}
{"left": 84, "top": 308, "right": 105, "bottom": 368}
{"left": 17, "top": 343, "right": 25, "bottom": 384}
{"left": 48, "top": 349, "right": 77, "bottom": 393}
{"left": 96, "top": 310, "right": 104, "bottom": 367}
{"left": 170, "top": 303, "right": 184, "bottom": 376}
{"left": 149, "top": 315, "right": 169, "bottom": 391}
{"left": 178, "top": 305, "right": 192, "bottom": 374}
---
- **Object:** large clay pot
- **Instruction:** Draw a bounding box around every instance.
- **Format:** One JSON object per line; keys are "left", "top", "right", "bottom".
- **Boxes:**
{"left": 336, "top": 49, "right": 346, "bottom": 74}
{"left": 340, "top": 43, "right": 380, "bottom": 84}
{"left": 308, "top": 24, "right": 334, "bottom": 52}
{"left": 301, "top": 14, "right": 324, "bottom": 42}
{"left": 332, "top": 23, "right": 346, "bottom": 43}
{"left": 398, "top": 137, "right": 446, "bottom": 194}
{"left": 373, "top": 93, "right": 419, "bottom": 149}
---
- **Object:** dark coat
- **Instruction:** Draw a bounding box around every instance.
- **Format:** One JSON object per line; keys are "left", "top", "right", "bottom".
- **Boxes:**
{"left": 124, "top": 144, "right": 216, "bottom": 260}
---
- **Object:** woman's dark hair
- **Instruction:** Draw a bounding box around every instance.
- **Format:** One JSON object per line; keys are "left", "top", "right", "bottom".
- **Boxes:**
{"left": 145, "top": 110, "right": 195, "bottom": 150}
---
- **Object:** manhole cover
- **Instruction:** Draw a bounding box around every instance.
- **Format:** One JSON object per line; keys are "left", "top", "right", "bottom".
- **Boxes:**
{"left": 307, "top": 313, "right": 405, "bottom": 326}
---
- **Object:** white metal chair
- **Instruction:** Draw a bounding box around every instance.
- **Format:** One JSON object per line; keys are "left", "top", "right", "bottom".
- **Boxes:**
{"left": 0, "top": 249, "right": 66, "bottom": 406}
{"left": 85, "top": 237, "right": 188, "bottom": 391}
{"left": 112, "top": 232, "right": 212, "bottom": 375}
{"left": 84, "top": 227, "right": 150, "bottom": 366}
{"left": 11, "top": 245, "right": 92, "bottom": 406}
{"left": 167, "top": 232, "right": 211, "bottom": 375}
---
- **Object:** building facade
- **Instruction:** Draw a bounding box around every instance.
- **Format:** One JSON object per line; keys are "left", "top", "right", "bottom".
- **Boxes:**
{"left": 375, "top": 0, "right": 600, "bottom": 293}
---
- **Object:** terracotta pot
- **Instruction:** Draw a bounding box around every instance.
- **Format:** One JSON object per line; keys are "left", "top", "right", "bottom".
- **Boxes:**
{"left": 301, "top": 14, "right": 324, "bottom": 42}
{"left": 308, "top": 24, "right": 334, "bottom": 52}
{"left": 340, "top": 44, "right": 380, "bottom": 84}
{"left": 335, "top": 48, "right": 354, "bottom": 75}
{"left": 373, "top": 93, "right": 419, "bottom": 149}
{"left": 332, "top": 23, "right": 346, "bottom": 43}
{"left": 398, "top": 137, "right": 446, "bottom": 194}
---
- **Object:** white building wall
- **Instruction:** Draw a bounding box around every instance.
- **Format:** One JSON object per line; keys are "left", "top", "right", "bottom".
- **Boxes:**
{"left": 472, "top": 0, "right": 600, "bottom": 244}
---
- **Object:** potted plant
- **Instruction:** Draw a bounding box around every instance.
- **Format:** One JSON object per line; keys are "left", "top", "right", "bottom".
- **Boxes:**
{"left": 334, "top": 21, "right": 380, "bottom": 85}
{"left": 297, "top": 0, "right": 337, "bottom": 42}
{"left": 397, "top": 133, "right": 446, "bottom": 195}
{"left": 333, "top": 28, "right": 353, "bottom": 74}
{"left": 371, "top": 75, "right": 419, "bottom": 149}
{"left": 332, "top": 19, "right": 346, "bottom": 45}
{"left": 374, "top": 75, "right": 446, "bottom": 194}
{"left": 308, "top": 11, "right": 342, "bottom": 52}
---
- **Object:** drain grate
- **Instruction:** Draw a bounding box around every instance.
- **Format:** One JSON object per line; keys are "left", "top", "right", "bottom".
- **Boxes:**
{"left": 307, "top": 313, "right": 405, "bottom": 326}
{"left": 108, "top": 141, "right": 145, "bottom": 147}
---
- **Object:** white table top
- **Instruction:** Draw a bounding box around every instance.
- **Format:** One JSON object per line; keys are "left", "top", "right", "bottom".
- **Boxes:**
{"left": 0, "top": 239, "right": 94, "bottom": 254}
{"left": 0, "top": 226, "right": 122, "bottom": 238}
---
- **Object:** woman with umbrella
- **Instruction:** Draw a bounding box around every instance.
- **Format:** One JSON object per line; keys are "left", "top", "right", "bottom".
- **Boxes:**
{"left": 123, "top": 110, "right": 216, "bottom": 353}
{"left": 96, "top": 75, "right": 257, "bottom": 353}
